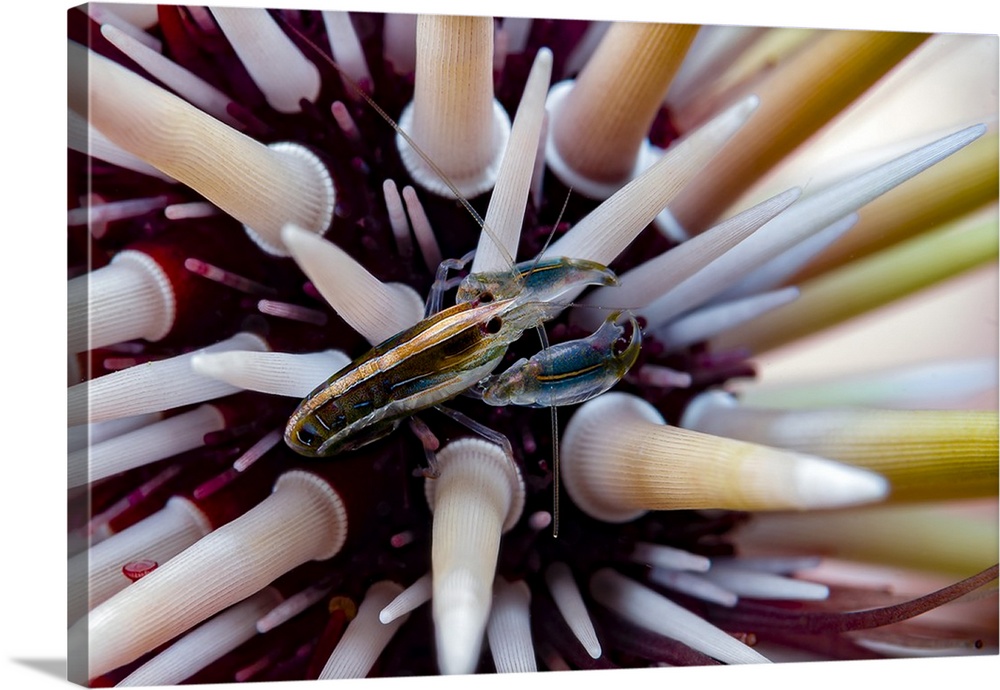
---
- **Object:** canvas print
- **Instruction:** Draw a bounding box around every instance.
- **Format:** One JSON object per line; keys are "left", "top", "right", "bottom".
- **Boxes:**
{"left": 67, "top": 2, "right": 998, "bottom": 685}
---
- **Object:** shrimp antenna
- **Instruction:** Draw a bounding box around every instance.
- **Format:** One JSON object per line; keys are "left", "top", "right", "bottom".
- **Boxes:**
{"left": 536, "top": 187, "right": 573, "bottom": 262}
{"left": 532, "top": 188, "right": 573, "bottom": 538}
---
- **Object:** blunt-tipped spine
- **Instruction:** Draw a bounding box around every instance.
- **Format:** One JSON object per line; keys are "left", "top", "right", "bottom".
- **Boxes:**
{"left": 68, "top": 405, "right": 226, "bottom": 489}
{"left": 424, "top": 438, "right": 525, "bottom": 675}
{"left": 192, "top": 349, "right": 351, "bottom": 399}
{"left": 67, "top": 497, "right": 212, "bottom": 625}
{"left": 548, "top": 23, "right": 699, "bottom": 191}
{"left": 398, "top": 15, "right": 511, "bottom": 198}
{"left": 576, "top": 187, "right": 799, "bottom": 330}
{"left": 668, "top": 30, "right": 929, "bottom": 234}
{"left": 99, "top": 23, "right": 239, "bottom": 126}
{"left": 70, "top": 42, "right": 335, "bottom": 255}
{"left": 72, "top": 470, "right": 348, "bottom": 679}
{"left": 560, "top": 392, "right": 889, "bottom": 522}
{"left": 714, "top": 211, "right": 997, "bottom": 353}
{"left": 210, "top": 7, "right": 321, "bottom": 113}
{"left": 68, "top": 250, "right": 176, "bottom": 354}
{"left": 629, "top": 542, "right": 710, "bottom": 572}
{"left": 318, "top": 581, "right": 409, "bottom": 679}
{"left": 67, "top": 332, "right": 267, "bottom": 427}
{"left": 472, "top": 47, "right": 553, "bottom": 274}
{"left": 702, "top": 563, "right": 830, "bottom": 600}
{"left": 589, "top": 568, "right": 770, "bottom": 663}
{"left": 379, "top": 572, "right": 432, "bottom": 624}
{"left": 323, "top": 11, "right": 373, "bottom": 96}
{"left": 647, "top": 567, "right": 739, "bottom": 607}
{"left": 487, "top": 578, "right": 537, "bottom": 672}
{"left": 544, "top": 562, "right": 602, "bottom": 659}
{"left": 652, "top": 286, "right": 800, "bottom": 350}
{"left": 282, "top": 224, "right": 424, "bottom": 344}
{"left": 117, "top": 588, "right": 283, "bottom": 686}
{"left": 541, "top": 95, "right": 758, "bottom": 268}
{"left": 683, "top": 391, "right": 1000, "bottom": 502}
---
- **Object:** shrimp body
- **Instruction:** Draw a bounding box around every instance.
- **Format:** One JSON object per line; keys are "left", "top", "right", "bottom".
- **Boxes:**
{"left": 285, "top": 258, "right": 639, "bottom": 457}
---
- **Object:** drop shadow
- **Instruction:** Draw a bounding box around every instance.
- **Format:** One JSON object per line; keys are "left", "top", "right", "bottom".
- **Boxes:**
{"left": 10, "top": 658, "right": 66, "bottom": 680}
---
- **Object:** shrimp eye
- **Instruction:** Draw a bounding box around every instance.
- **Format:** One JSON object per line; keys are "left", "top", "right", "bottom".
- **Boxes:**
{"left": 478, "top": 291, "right": 494, "bottom": 304}
{"left": 482, "top": 316, "right": 503, "bottom": 334}
{"left": 295, "top": 422, "right": 324, "bottom": 448}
